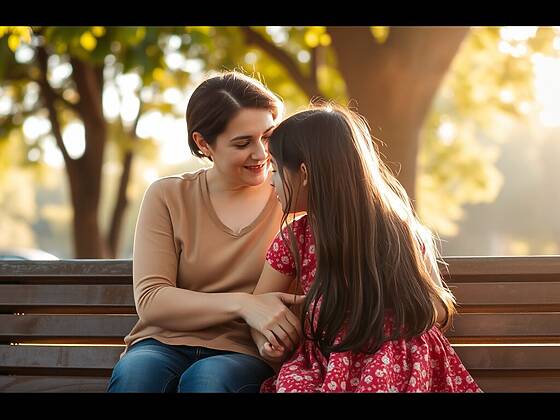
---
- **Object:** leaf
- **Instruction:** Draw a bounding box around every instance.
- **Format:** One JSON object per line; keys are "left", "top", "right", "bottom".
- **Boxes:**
{"left": 79, "top": 31, "right": 97, "bottom": 51}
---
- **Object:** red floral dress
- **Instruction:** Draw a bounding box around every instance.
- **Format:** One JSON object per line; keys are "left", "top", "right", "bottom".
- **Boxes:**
{"left": 260, "top": 215, "right": 482, "bottom": 393}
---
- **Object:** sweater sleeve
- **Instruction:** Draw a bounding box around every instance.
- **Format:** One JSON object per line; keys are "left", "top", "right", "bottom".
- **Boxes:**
{"left": 131, "top": 179, "right": 249, "bottom": 332}
{"left": 131, "top": 179, "right": 180, "bottom": 324}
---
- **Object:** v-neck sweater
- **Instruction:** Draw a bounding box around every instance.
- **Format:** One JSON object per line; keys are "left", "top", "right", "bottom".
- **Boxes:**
{"left": 123, "top": 168, "right": 283, "bottom": 359}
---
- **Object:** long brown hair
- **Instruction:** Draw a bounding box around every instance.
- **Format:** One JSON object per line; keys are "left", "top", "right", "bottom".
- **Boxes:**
{"left": 268, "top": 103, "right": 457, "bottom": 356}
{"left": 186, "top": 71, "right": 283, "bottom": 160}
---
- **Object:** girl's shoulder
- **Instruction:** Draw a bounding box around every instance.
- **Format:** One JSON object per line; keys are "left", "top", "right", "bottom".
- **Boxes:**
{"left": 282, "top": 214, "right": 312, "bottom": 243}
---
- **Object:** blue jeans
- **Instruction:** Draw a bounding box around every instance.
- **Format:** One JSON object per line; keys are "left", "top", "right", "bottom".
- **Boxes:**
{"left": 106, "top": 338, "right": 274, "bottom": 393}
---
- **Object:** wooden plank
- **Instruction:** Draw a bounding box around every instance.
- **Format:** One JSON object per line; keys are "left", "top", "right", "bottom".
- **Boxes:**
{"left": 0, "top": 285, "right": 134, "bottom": 306}
{"left": 449, "top": 282, "right": 560, "bottom": 306}
{"left": 442, "top": 256, "right": 560, "bottom": 277}
{"left": 0, "top": 345, "right": 123, "bottom": 370}
{"left": 1, "top": 373, "right": 558, "bottom": 393}
{"left": 0, "top": 375, "right": 109, "bottom": 392}
{"left": 6, "top": 312, "right": 557, "bottom": 342}
{"left": 449, "top": 337, "right": 560, "bottom": 345}
{"left": 447, "top": 313, "right": 560, "bottom": 337}
{"left": 0, "top": 314, "right": 138, "bottom": 338}
{"left": 454, "top": 345, "right": 560, "bottom": 370}
{"left": 3, "top": 345, "right": 559, "bottom": 372}
{"left": 2, "top": 256, "right": 557, "bottom": 279}
{"left": 471, "top": 370, "right": 560, "bottom": 393}
{"left": 0, "top": 259, "right": 132, "bottom": 278}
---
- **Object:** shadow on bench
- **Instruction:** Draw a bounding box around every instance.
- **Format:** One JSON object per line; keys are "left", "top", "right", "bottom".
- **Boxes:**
{"left": 1, "top": 256, "right": 560, "bottom": 392}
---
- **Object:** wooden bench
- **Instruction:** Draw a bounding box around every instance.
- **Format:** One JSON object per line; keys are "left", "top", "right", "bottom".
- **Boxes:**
{"left": 1, "top": 256, "right": 559, "bottom": 392}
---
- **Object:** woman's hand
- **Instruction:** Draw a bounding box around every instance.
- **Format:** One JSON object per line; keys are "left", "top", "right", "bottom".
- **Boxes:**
{"left": 240, "top": 292, "right": 305, "bottom": 351}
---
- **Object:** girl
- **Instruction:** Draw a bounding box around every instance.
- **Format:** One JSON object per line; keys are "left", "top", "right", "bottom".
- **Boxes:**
{"left": 250, "top": 103, "right": 482, "bottom": 392}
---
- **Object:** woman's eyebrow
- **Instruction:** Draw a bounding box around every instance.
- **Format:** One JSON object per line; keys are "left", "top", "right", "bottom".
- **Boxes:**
{"left": 229, "top": 125, "right": 275, "bottom": 142}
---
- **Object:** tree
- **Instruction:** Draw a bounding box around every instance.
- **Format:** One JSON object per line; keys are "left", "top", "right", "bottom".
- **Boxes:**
{"left": 0, "top": 26, "right": 197, "bottom": 257}
{"left": 233, "top": 26, "right": 560, "bottom": 234}
{"left": 239, "top": 26, "right": 469, "bottom": 198}
{"left": 2, "top": 26, "right": 558, "bottom": 257}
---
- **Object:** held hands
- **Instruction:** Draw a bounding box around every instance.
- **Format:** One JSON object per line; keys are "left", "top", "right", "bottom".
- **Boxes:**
{"left": 259, "top": 340, "right": 290, "bottom": 364}
{"left": 241, "top": 292, "right": 305, "bottom": 352}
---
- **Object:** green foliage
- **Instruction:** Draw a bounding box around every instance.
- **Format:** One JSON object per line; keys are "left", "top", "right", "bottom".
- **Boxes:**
{"left": 417, "top": 26, "right": 560, "bottom": 236}
{"left": 2, "top": 25, "right": 560, "bottom": 251}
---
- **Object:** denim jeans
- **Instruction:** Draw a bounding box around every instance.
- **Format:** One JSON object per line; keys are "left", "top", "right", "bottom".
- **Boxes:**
{"left": 106, "top": 338, "right": 274, "bottom": 393}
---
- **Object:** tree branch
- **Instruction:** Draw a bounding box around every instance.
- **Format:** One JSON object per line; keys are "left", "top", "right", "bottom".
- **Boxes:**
{"left": 51, "top": 89, "right": 81, "bottom": 114}
{"left": 240, "top": 27, "right": 321, "bottom": 99}
{"left": 35, "top": 45, "right": 73, "bottom": 167}
{"left": 107, "top": 101, "right": 143, "bottom": 258}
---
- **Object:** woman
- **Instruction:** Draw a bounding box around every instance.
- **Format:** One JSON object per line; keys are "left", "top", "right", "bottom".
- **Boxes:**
{"left": 107, "top": 71, "right": 304, "bottom": 393}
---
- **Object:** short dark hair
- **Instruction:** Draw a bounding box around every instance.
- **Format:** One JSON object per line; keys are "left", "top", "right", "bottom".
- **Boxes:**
{"left": 186, "top": 71, "right": 283, "bottom": 161}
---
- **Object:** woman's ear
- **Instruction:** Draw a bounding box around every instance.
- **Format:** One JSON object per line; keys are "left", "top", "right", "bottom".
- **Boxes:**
{"left": 300, "top": 163, "right": 308, "bottom": 187}
{"left": 193, "top": 132, "right": 212, "bottom": 157}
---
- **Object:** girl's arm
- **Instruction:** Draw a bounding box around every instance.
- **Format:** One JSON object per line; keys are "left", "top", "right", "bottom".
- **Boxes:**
{"left": 250, "top": 262, "right": 301, "bottom": 355}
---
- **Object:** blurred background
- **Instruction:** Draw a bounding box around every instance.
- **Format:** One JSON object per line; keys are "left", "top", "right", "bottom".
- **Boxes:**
{"left": 0, "top": 26, "right": 559, "bottom": 259}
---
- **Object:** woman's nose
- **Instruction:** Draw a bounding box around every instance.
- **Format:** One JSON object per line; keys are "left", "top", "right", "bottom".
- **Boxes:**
{"left": 252, "top": 139, "right": 267, "bottom": 161}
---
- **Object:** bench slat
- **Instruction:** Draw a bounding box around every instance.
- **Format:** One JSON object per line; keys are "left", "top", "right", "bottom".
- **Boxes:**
{"left": 443, "top": 256, "right": 560, "bottom": 277}
{"left": 450, "top": 282, "right": 560, "bottom": 306}
{"left": 2, "top": 256, "right": 558, "bottom": 278}
{"left": 0, "top": 375, "right": 109, "bottom": 392}
{"left": 1, "top": 373, "right": 559, "bottom": 392}
{"left": 0, "top": 285, "right": 134, "bottom": 307}
{"left": 447, "top": 313, "right": 560, "bottom": 338}
{"left": 455, "top": 345, "right": 560, "bottom": 370}
{"left": 3, "top": 313, "right": 559, "bottom": 342}
{"left": 0, "top": 315, "right": 138, "bottom": 339}
{"left": 0, "top": 345, "right": 123, "bottom": 370}
{"left": 0, "top": 260, "right": 132, "bottom": 277}
{"left": 2, "top": 344, "right": 559, "bottom": 371}
{"left": 2, "top": 282, "right": 559, "bottom": 309}
{"left": 472, "top": 372, "right": 560, "bottom": 392}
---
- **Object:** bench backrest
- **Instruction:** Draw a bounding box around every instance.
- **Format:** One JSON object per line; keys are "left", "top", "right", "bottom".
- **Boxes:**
{"left": 1, "top": 257, "right": 559, "bottom": 392}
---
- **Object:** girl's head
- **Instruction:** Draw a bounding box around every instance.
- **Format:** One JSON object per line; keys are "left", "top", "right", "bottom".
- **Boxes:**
{"left": 186, "top": 71, "right": 283, "bottom": 187}
{"left": 268, "top": 103, "right": 456, "bottom": 355}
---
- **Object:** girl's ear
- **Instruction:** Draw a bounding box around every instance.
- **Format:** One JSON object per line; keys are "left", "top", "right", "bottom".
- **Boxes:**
{"left": 300, "top": 163, "right": 308, "bottom": 187}
{"left": 193, "top": 132, "right": 212, "bottom": 157}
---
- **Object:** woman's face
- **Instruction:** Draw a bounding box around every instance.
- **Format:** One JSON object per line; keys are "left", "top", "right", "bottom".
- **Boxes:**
{"left": 209, "top": 108, "right": 275, "bottom": 187}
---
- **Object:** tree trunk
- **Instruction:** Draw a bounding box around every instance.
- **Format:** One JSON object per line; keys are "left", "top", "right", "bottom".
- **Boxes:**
{"left": 69, "top": 172, "right": 108, "bottom": 258}
{"left": 68, "top": 59, "right": 108, "bottom": 258}
{"left": 328, "top": 27, "right": 469, "bottom": 200}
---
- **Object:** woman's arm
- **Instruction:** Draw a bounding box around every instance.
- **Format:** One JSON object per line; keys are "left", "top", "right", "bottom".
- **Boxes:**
{"left": 132, "top": 180, "right": 243, "bottom": 330}
{"left": 133, "top": 180, "right": 303, "bottom": 335}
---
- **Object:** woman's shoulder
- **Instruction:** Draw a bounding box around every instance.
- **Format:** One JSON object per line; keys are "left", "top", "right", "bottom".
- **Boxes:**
{"left": 145, "top": 168, "right": 208, "bottom": 195}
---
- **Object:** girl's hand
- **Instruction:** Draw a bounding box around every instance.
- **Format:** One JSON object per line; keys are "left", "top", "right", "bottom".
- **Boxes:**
{"left": 240, "top": 292, "right": 305, "bottom": 351}
{"left": 259, "top": 341, "right": 290, "bottom": 364}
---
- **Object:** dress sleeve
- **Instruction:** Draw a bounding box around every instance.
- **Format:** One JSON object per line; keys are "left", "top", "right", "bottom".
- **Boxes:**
{"left": 265, "top": 223, "right": 300, "bottom": 277}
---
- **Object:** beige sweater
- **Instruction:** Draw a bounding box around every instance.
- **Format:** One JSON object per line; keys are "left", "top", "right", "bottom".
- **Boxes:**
{"left": 123, "top": 168, "right": 283, "bottom": 359}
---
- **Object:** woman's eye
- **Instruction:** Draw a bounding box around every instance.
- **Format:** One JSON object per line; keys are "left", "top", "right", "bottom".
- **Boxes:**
{"left": 234, "top": 143, "right": 249, "bottom": 148}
